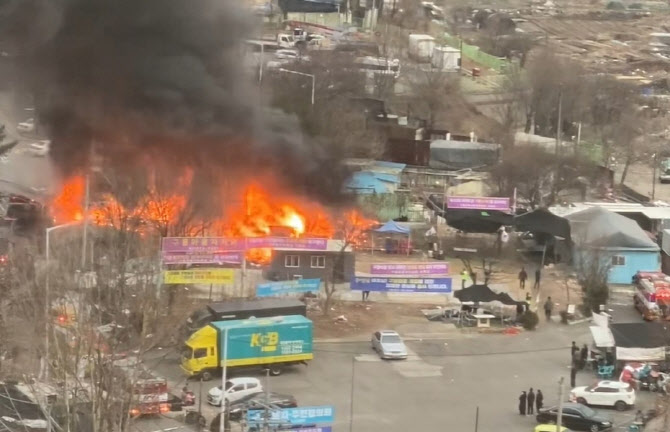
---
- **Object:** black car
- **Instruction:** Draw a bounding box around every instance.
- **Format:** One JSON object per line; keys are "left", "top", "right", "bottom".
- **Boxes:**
{"left": 209, "top": 392, "right": 297, "bottom": 429}
{"left": 536, "top": 403, "right": 613, "bottom": 432}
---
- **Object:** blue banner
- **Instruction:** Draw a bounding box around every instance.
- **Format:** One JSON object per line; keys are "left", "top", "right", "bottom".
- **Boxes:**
{"left": 291, "top": 428, "right": 332, "bottom": 432}
{"left": 247, "top": 405, "right": 334, "bottom": 425}
{"left": 350, "top": 276, "right": 452, "bottom": 293}
{"left": 256, "top": 279, "right": 321, "bottom": 297}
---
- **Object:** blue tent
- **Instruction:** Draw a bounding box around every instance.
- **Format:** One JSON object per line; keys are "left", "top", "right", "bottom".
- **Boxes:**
{"left": 375, "top": 220, "right": 410, "bottom": 234}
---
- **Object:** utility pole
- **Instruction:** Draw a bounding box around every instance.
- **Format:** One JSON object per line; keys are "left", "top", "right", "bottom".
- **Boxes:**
{"left": 263, "top": 368, "right": 270, "bottom": 432}
{"left": 81, "top": 144, "right": 94, "bottom": 270}
{"left": 555, "top": 87, "right": 563, "bottom": 156}
{"left": 349, "top": 356, "right": 355, "bottom": 432}
{"left": 652, "top": 151, "right": 658, "bottom": 201}
{"left": 474, "top": 406, "right": 479, "bottom": 432}
{"left": 557, "top": 377, "right": 565, "bottom": 432}
{"left": 219, "top": 327, "right": 229, "bottom": 432}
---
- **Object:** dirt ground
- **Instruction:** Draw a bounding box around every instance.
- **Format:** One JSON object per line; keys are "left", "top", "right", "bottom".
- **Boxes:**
{"left": 309, "top": 301, "right": 435, "bottom": 339}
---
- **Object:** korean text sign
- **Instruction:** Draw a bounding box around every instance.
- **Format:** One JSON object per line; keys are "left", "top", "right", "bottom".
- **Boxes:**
{"left": 370, "top": 262, "right": 449, "bottom": 275}
{"left": 350, "top": 277, "right": 452, "bottom": 293}
{"left": 163, "top": 268, "right": 234, "bottom": 284}
{"left": 256, "top": 279, "right": 321, "bottom": 297}
{"left": 161, "top": 236, "right": 328, "bottom": 254}
{"left": 247, "top": 405, "right": 335, "bottom": 425}
{"left": 446, "top": 196, "right": 510, "bottom": 211}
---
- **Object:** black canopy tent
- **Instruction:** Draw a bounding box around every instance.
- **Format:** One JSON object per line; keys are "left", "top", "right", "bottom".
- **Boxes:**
{"left": 454, "top": 284, "right": 526, "bottom": 306}
{"left": 514, "top": 208, "right": 571, "bottom": 240}
{"left": 426, "top": 194, "right": 514, "bottom": 233}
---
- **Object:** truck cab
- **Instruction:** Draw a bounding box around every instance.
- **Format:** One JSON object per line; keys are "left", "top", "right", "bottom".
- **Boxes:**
{"left": 181, "top": 325, "right": 219, "bottom": 381}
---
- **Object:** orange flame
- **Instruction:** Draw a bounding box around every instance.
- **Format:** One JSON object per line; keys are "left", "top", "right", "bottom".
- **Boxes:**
{"left": 49, "top": 175, "right": 376, "bottom": 265}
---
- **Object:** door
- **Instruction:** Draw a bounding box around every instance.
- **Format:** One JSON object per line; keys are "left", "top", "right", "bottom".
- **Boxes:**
{"left": 372, "top": 332, "right": 381, "bottom": 351}
{"left": 245, "top": 381, "right": 261, "bottom": 398}
{"left": 225, "top": 383, "right": 246, "bottom": 403}
{"left": 560, "top": 408, "right": 581, "bottom": 430}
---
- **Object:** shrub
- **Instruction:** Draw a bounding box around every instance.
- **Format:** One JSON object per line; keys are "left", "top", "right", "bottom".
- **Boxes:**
{"left": 520, "top": 310, "right": 539, "bottom": 330}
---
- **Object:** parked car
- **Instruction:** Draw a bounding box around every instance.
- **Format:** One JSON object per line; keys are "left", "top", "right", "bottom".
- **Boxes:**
{"left": 29, "top": 140, "right": 50, "bottom": 157}
{"left": 16, "top": 118, "right": 35, "bottom": 134}
{"left": 371, "top": 330, "right": 408, "bottom": 360}
{"left": 228, "top": 392, "right": 297, "bottom": 421}
{"left": 206, "top": 377, "right": 262, "bottom": 407}
{"left": 570, "top": 380, "right": 635, "bottom": 411}
{"left": 536, "top": 403, "right": 613, "bottom": 432}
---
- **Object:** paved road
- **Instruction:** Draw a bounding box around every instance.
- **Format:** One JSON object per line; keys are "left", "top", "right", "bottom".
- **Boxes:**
{"left": 142, "top": 321, "right": 655, "bottom": 432}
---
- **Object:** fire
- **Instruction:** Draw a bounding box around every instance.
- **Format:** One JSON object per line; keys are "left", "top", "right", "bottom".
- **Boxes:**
{"left": 49, "top": 174, "right": 376, "bottom": 265}
{"left": 51, "top": 176, "right": 86, "bottom": 224}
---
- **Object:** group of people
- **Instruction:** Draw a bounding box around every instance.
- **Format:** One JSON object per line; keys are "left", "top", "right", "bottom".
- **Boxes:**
{"left": 518, "top": 388, "right": 543, "bottom": 416}
{"left": 518, "top": 266, "right": 541, "bottom": 291}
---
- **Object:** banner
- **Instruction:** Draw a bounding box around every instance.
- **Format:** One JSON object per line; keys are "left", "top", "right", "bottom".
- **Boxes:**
{"left": 162, "top": 236, "right": 328, "bottom": 254}
{"left": 247, "top": 405, "right": 334, "bottom": 425}
{"left": 446, "top": 196, "right": 510, "bottom": 211}
{"left": 162, "top": 252, "right": 243, "bottom": 265}
{"left": 257, "top": 279, "right": 321, "bottom": 297}
{"left": 350, "top": 277, "right": 452, "bottom": 293}
{"left": 163, "top": 268, "right": 234, "bottom": 284}
{"left": 371, "top": 263, "right": 449, "bottom": 276}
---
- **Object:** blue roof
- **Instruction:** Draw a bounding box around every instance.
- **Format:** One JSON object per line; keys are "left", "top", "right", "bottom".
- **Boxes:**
{"left": 345, "top": 171, "right": 399, "bottom": 194}
{"left": 375, "top": 220, "right": 410, "bottom": 234}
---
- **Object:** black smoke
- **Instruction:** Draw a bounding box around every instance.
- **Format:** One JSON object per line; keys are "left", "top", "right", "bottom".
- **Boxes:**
{"left": 4, "top": 0, "right": 349, "bottom": 203}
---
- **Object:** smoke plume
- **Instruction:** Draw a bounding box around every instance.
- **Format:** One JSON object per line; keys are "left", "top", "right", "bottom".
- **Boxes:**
{"left": 8, "top": 0, "right": 348, "bottom": 203}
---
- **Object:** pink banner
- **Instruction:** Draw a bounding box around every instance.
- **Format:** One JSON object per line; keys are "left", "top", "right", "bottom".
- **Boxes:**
{"left": 446, "top": 196, "right": 510, "bottom": 211}
{"left": 162, "top": 253, "right": 243, "bottom": 265}
{"left": 161, "top": 236, "right": 328, "bottom": 253}
{"left": 371, "top": 263, "right": 449, "bottom": 275}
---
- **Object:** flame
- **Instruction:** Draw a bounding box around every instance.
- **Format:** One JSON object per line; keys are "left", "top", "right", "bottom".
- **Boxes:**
{"left": 51, "top": 176, "right": 86, "bottom": 224}
{"left": 49, "top": 174, "right": 376, "bottom": 265}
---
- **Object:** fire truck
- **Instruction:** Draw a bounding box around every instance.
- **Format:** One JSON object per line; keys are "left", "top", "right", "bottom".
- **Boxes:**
{"left": 109, "top": 356, "right": 170, "bottom": 416}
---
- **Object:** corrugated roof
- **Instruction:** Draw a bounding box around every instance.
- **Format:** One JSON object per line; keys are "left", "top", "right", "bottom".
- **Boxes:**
{"left": 566, "top": 206, "right": 659, "bottom": 250}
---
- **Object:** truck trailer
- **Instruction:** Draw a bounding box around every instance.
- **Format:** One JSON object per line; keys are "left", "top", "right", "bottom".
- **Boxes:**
{"left": 181, "top": 315, "right": 313, "bottom": 380}
{"left": 183, "top": 298, "right": 307, "bottom": 337}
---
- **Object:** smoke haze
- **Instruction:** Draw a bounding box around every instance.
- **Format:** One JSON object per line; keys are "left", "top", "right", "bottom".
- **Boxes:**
{"left": 6, "top": 0, "right": 348, "bottom": 203}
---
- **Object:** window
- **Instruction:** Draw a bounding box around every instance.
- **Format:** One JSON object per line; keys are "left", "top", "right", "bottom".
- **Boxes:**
{"left": 193, "top": 348, "right": 207, "bottom": 359}
{"left": 247, "top": 382, "right": 258, "bottom": 390}
{"left": 310, "top": 255, "right": 325, "bottom": 268}
{"left": 230, "top": 384, "right": 244, "bottom": 392}
{"left": 292, "top": 275, "right": 303, "bottom": 280}
{"left": 611, "top": 255, "right": 626, "bottom": 266}
{"left": 284, "top": 255, "right": 300, "bottom": 268}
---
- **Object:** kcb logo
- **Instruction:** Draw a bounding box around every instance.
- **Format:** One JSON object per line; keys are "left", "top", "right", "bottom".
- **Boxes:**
{"left": 250, "top": 332, "right": 279, "bottom": 352}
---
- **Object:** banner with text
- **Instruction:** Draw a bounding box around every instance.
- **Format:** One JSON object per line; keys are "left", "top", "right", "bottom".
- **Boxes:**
{"left": 162, "top": 236, "right": 328, "bottom": 254}
{"left": 371, "top": 262, "right": 449, "bottom": 276}
{"left": 162, "top": 252, "right": 243, "bottom": 265}
{"left": 350, "top": 277, "right": 452, "bottom": 293}
{"left": 446, "top": 196, "right": 510, "bottom": 211}
{"left": 163, "top": 268, "right": 235, "bottom": 285}
{"left": 256, "top": 279, "right": 321, "bottom": 297}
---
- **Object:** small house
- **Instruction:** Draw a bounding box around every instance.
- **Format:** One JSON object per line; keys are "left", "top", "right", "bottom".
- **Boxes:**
{"left": 265, "top": 239, "right": 354, "bottom": 282}
{"left": 566, "top": 207, "right": 660, "bottom": 284}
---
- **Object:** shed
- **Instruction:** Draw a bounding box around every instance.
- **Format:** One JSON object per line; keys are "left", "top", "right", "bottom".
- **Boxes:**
{"left": 429, "top": 140, "right": 500, "bottom": 170}
{"left": 265, "top": 239, "right": 354, "bottom": 282}
{"left": 566, "top": 207, "right": 660, "bottom": 284}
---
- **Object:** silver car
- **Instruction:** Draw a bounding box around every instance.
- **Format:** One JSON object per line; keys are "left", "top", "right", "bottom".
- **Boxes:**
{"left": 371, "top": 330, "right": 408, "bottom": 360}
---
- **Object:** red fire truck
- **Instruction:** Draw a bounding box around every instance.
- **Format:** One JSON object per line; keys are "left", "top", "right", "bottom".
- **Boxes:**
{"left": 110, "top": 356, "right": 170, "bottom": 416}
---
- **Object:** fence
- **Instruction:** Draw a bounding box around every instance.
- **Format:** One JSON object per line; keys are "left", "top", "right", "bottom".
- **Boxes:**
{"left": 441, "top": 33, "right": 509, "bottom": 72}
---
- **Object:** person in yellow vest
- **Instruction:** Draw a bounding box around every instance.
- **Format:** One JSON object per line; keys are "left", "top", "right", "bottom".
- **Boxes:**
{"left": 460, "top": 269, "right": 470, "bottom": 289}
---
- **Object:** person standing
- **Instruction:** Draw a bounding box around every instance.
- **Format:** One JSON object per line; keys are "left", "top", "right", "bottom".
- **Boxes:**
{"left": 518, "top": 267, "right": 528, "bottom": 289}
{"left": 461, "top": 269, "right": 469, "bottom": 289}
{"left": 535, "top": 389, "right": 543, "bottom": 412}
{"left": 519, "top": 391, "right": 527, "bottom": 415}
{"left": 527, "top": 388, "right": 535, "bottom": 415}
{"left": 544, "top": 297, "right": 553, "bottom": 322}
{"left": 580, "top": 344, "right": 588, "bottom": 370}
{"left": 362, "top": 290, "right": 370, "bottom": 301}
{"left": 534, "top": 268, "right": 541, "bottom": 290}
{"left": 570, "top": 365, "right": 577, "bottom": 388}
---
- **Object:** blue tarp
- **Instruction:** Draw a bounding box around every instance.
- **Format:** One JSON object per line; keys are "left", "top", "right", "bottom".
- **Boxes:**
{"left": 375, "top": 220, "right": 410, "bottom": 234}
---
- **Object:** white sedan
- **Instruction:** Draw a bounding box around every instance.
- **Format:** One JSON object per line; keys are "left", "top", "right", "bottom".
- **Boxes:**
{"left": 29, "top": 140, "right": 50, "bottom": 157}
{"left": 569, "top": 380, "right": 635, "bottom": 411}
{"left": 206, "top": 377, "right": 263, "bottom": 407}
{"left": 371, "top": 330, "right": 408, "bottom": 360}
{"left": 17, "top": 118, "right": 35, "bottom": 134}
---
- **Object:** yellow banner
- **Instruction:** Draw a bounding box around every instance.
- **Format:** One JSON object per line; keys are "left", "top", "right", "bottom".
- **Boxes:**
{"left": 163, "top": 268, "right": 234, "bottom": 284}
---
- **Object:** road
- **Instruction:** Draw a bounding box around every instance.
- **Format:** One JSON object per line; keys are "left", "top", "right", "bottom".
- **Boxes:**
{"left": 138, "top": 320, "right": 655, "bottom": 432}
{"left": 0, "top": 91, "right": 55, "bottom": 199}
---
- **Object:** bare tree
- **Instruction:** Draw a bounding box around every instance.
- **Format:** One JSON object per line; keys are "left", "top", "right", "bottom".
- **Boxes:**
{"left": 407, "top": 69, "right": 460, "bottom": 130}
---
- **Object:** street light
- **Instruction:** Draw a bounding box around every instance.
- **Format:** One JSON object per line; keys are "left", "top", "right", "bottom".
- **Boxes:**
{"left": 278, "top": 68, "right": 315, "bottom": 105}
{"left": 43, "top": 221, "right": 81, "bottom": 380}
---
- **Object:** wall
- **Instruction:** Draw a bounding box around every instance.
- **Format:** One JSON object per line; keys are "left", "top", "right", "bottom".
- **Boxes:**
{"left": 574, "top": 248, "right": 660, "bottom": 284}
{"left": 441, "top": 33, "right": 508, "bottom": 72}
{"left": 267, "top": 250, "right": 355, "bottom": 282}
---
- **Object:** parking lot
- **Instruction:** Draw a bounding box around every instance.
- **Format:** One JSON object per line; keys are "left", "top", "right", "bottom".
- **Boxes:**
{"left": 139, "top": 321, "right": 656, "bottom": 432}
